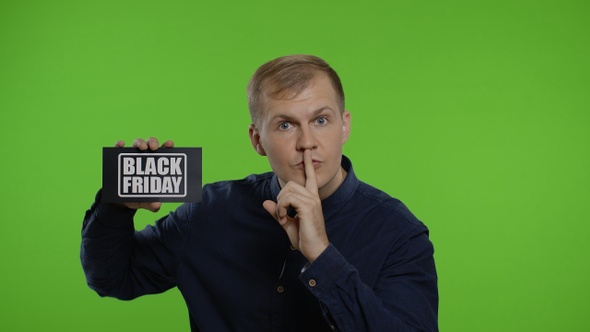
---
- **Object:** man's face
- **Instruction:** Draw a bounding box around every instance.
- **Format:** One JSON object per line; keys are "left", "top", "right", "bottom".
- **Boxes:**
{"left": 249, "top": 74, "right": 351, "bottom": 199}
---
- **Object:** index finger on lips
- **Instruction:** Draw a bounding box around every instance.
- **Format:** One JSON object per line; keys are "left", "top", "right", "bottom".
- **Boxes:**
{"left": 303, "top": 149, "right": 318, "bottom": 193}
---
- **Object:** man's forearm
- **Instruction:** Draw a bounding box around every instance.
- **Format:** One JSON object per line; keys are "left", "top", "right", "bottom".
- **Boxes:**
{"left": 81, "top": 191, "right": 138, "bottom": 299}
{"left": 300, "top": 237, "right": 438, "bottom": 332}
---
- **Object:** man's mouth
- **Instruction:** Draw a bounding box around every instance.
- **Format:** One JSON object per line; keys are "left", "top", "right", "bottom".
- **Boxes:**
{"left": 295, "top": 159, "right": 321, "bottom": 168}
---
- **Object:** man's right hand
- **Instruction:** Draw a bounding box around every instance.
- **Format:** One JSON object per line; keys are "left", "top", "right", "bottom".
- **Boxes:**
{"left": 114, "top": 137, "right": 174, "bottom": 212}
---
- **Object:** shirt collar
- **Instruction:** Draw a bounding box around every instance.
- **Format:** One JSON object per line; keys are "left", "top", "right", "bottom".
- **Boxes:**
{"left": 269, "top": 155, "right": 359, "bottom": 222}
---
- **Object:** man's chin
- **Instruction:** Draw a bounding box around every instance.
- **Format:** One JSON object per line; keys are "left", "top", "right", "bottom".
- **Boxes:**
{"left": 278, "top": 173, "right": 308, "bottom": 188}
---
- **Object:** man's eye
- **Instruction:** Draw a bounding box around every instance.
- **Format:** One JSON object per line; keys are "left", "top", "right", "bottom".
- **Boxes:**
{"left": 316, "top": 117, "right": 328, "bottom": 125}
{"left": 279, "top": 122, "right": 291, "bottom": 130}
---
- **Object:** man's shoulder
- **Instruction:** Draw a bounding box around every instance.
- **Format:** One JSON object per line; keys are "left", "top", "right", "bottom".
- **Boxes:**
{"left": 206, "top": 172, "right": 274, "bottom": 189}
{"left": 354, "top": 180, "right": 422, "bottom": 227}
{"left": 201, "top": 172, "right": 274, "bottom": 202}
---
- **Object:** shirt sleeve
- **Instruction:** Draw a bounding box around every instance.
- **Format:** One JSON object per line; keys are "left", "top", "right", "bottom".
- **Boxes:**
{"left": 299, "top": 225, "right": 438, "bottom": 332}
{"left": 80, "top": 190, "right": 192, "bottom": 300}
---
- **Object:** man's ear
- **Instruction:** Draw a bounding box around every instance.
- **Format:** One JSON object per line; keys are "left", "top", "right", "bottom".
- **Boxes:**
{"left": 341, "top": 110, "right": 351, "bottom": 144}
{"left": 248, "top": 124, "right": 267, "bottom": 156}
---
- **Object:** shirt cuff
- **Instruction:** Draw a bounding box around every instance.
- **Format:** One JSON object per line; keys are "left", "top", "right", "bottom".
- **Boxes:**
{"left": 84, "top": 189, "right": 137, "bottom": 231}
{"left": 95, "top": 203, "right": 137, "bottom": 228}
{"left": 299, "top": 244, "right": 350, "bottom": 296}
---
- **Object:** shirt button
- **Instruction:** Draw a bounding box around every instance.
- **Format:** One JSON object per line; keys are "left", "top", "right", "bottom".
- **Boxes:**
{"left": 290, "top": 244, "right": 297, "bottom": 251}
{"left": 277, "top": 285, "right": 285, "bottom": 293}
{"left": 308, "top": 279, "right": 317, "bottom": 287}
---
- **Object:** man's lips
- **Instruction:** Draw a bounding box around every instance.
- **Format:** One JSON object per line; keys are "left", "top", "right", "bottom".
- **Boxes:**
{"left": 295, "top": 159, "right": 321, "bottom": 168}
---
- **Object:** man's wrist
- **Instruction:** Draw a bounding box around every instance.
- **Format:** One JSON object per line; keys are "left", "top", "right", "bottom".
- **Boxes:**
{"left": 306, "top": 240, "right": 330, "bottom": 262}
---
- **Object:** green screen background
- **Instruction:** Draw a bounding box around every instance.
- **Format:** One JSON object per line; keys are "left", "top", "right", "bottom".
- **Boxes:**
{"left": 1, "top": 0, "right": 588, "bottom": 331}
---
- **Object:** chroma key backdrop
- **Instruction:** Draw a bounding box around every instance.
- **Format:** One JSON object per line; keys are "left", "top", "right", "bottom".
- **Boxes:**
{"left": 0, "top": 1, "right": 588, "bottom": 331}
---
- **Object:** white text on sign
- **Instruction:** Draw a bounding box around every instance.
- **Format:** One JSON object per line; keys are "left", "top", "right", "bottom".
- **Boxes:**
{"left": 118, "top": 155, "right": 187, "bottom": 196}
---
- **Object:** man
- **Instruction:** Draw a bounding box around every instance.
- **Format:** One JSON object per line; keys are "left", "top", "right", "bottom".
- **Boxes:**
{"left": 81, "top": 55, "right": 438, "bottom": 331}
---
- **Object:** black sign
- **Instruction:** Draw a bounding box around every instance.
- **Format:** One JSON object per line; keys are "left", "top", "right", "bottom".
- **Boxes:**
{"left": 102, "top": 147, "right": 202, "bottom": 203}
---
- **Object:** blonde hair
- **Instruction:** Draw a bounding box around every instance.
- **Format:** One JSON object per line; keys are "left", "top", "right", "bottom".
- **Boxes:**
{"left": 247, "top": 54, "right": 345, "bottom": 125}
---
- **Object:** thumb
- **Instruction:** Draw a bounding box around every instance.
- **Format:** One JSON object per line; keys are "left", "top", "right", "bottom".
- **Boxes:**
{"left": 144, "top": 202, "right": 162, "bottom": 212}
{"left": 123, "top": 202, "right": 162, "bottom": 212}
{"left": 264, "top": 200, "right": 299, "bottom": 250}
{"left": 263, "top": 200, "right": 278, "bottom": 221}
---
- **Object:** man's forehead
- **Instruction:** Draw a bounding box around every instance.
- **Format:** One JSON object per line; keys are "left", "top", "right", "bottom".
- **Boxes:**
{"left": 261, "top": 75, "right": 337, "bottom": 106}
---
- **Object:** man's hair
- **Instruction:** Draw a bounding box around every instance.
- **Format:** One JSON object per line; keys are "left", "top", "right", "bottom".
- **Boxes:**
{"left": 247, "top": 54, "right": 345, "bottom": 125}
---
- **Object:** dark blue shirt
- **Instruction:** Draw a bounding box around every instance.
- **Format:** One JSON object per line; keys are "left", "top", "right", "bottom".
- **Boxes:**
{"left": 81, "top": 156, "right": 438, "bottom": 331}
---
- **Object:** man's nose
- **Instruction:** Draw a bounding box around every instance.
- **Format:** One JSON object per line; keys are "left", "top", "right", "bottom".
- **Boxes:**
{"left": 296, "top": 126, "right": 318, "bottom": 151}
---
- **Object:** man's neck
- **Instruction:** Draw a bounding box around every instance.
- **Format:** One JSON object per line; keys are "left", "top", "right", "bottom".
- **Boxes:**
{"left": 318, "top": 166, "right": 347, "bottom": 200}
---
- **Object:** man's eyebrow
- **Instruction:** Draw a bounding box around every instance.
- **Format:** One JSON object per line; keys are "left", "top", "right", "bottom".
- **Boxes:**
{"left": 269, "top": 113, "right": 295, "bottom": 122}
{"left": 311, "top": 106, "right": 337, "bottom": 117}
{"left": 269, "top": 106, "right": 336, "bottom": 122}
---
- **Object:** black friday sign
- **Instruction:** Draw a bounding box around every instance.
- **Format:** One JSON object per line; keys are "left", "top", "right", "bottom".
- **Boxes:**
{"left": 102, "top": 147, "right": 202, "bottom": 203}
